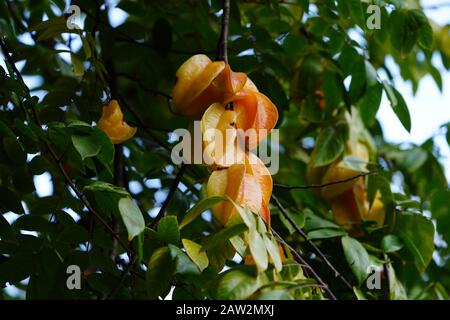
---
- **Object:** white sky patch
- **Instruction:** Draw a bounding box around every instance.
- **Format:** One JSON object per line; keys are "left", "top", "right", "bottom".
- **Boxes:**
{"left": 129, "top": 181, "right": 143, "bottom": 194}
{"left": 145, "top": 178, "right": 162, "bottom": 189}
{"left": 3, "top": 211, "right": 21, "bottom": 224}
{"left": 155, "top": 189, "right": 169, "bottom": 205}
{"left": 20, "top": 230, "right": 39, "bottom": 237}
{"left": 33, "top": 172, "right": 54, "bottom": 197}
{"left": 62, "top": 208, "right": 81, "bottom": 222}
{"left": 109, "top": 1, "right": 128, "bottom": 28}
{"left": 148, "top": 207, "right": 161, "bottom": 218}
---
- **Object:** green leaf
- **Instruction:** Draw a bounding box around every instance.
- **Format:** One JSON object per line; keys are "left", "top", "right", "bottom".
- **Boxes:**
{"left": 431, "top": 189, "right": 450, "bottom": 244}
{"left": 248, "top": 228, "right": 268, "bottom": 272}
{"left": 157, "top": 216, "right": 180, "bottom": 245}
{"left": 347, "top": 0, "right": 365, "bottom": 27}
{"left": 312, "top": 126, "right": 344, "bottom": 167}
{"left": 307, "top": 228, "right": 347, "bottom": 240}
{"left": 255, "top": 289, "right": 293, "bottom": 300}
{"left": 168, "top": 244, "right": 200, "bottom": 275}
{"left": 146, "top": 247, "right": 174, "bottom": 299}
{"left": 71, "top": 135, "right": 101, "bottom": 160}
{"left": 387, "top": 263, "right": 407, "bottom": 300}
{"left": 0, "top": 215, "right": 16, "bottom": 243}
{"left": 0, "top": 120, "right": 15, "bottom": 138}
{"left": 182, "top": 239, "right": 209, "bottom": 272}
{"left": 118, "top": 197, "right": 145, "bottom": 241}
{"left": 390, "top": 9, "right": 418, "bottom": 57}
{"left": 0, "top": 187, "right": 24, "bottom": 214}
{"left": 364, "top": 61, "right": 378, "bottom": 87}
{"left": 84, "top": 181, "right": 129, "bottom": 196}
{"left": 69, "top": 125, "right": 114, "bottom": 173}
{"left": 382, "top": 81, "right": 411, "bottom": 132}
{"left": 179, "top": 196, "right": 224, "bottom": 229}
{"left": 71, "top": 53, "right": 84, "bottom": 76}
{"left": 3, "top": 136, "right": 26, "bottom": 164}
{"left": 381, "top": 235, "right": 404, "bottom": 253}
{"left": 228, "top": 199, "right": 257, "bottom": 230}
{"left": 353, "top": 287, "right": 367, "bottom": 300}
{"left": 409, "top": 10, "right": 434, "bottom": 50}
{"left": 304, "top": 210, "right": 341, "bottom": 231}
{"left": 446, "top": 123, "right": 450, "bottom": 146}
{"left": 216, "top": 270, "right": 259, "bottom": 300}
{"left": 81, "top": 36, "right": 92, "bottom": 59}
{"left": 394, "top": 213, "right": 434, "bottom": 272}
{"left": 202, "top": 224, "right": 247, "bottom": 251}
{"left": 263, "top": 234, "right": 282, "bottom": 272}
{"left": 297, "top": 0, "right": 309, "bottom": 12}
{"left": 358, "top": 84, "right": 382, "bottom": 127}
{"left": 341, "top": 236, "right": 371, "bottom": 285}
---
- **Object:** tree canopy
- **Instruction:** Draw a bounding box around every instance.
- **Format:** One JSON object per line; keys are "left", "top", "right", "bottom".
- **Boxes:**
{"left": 0, "top": 0, "right": 450, "bottom": 300}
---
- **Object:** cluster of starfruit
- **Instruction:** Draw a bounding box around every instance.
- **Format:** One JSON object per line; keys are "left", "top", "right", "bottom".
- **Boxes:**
{"left": 172, "top": 54, "right": 278, "bottom": 226}
{"left": 307, "top": 137, "right": 385, "bottom": 233}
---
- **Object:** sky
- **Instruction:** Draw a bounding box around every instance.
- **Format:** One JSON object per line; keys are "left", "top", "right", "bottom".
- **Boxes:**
{"left": 376, "top": 0, "right": 450, "bottom": 180}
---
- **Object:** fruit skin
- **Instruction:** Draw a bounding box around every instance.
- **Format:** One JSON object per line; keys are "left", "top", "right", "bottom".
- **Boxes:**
{"left": 330, "top": 178, "right": 366, "bottom": 230}
{"left": 97, "top": 100, "right": 137, "bottom": 144}
{"left": 306, "top": 140, "right": 385, "bottom": 231}
{"left": 363, "top": 190, "right": 385, "bottom": 226}
{"left": 330, "top": 180, "right": 385, "bottom": 231}
{"left": 201, "top": 102, "right": 245, "bottom": 168}
{"left": 172, "top": 55, "right": 248, "bottom": 117}
{"left": 206, "top": 153, "right": 272, "bottom": 226}
{"left": 244, "top": 244, "right": 286, "bottom": 265}
{"left": 319, "top": 142, "right": 369, "bottom": 200}
{"left": 233, "top": 91, "right": 279, "bottom": 150}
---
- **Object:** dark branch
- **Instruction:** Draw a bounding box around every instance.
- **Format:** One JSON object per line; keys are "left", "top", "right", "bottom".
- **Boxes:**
{"left": 216, "top": 0, "right": 231, "bottom": 63}
{"left": 104, "top": 255, "right": 138, "bottom": 300}
{"left": 274, "top": 171, "right": 377, "bottom": 190}
{"left": 270, "top": 227, "right": 337, "bottom": 300}
{"left": 149, "top": 163, "right": 187, "bottom": 228}
{"left": 271, "top": 194, "right": 353, "bottom": 290}
{"left": 113, "top": 72, "right": 172, "bottom": 100}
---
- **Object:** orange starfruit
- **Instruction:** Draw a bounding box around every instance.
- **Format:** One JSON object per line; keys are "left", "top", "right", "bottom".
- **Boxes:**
{"left": 97, "top": 99, "right": 137, "bottom": 144}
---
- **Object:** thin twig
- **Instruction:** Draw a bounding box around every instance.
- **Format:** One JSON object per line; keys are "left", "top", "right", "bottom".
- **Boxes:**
{"left": 271, "top": 227, "right": 337, "bottom": 300}
{"left": 216, "top": 0, "right": 230, "bottom": 63}
{"left": 113, "top": 72, "right": 173, "bottom": 100}
{"left": 271, "top": 194, "right": 353, "bottom": 290}
{"left": 149, "top": 163, "right": 187, "bottom": 228}
{"left": 273, "top": 171, "right": 377, "bottom": 190}
{"left": 110, "top": 144, "right": 124, "bottom": 260}
{"left": 104, "top": 255, "right": 138, "bottom": 300}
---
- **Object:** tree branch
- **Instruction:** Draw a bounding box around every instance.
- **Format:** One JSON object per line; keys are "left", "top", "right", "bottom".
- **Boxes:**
{"left": 273, "top": 171, "right": 377, "bottom": 190}
{"left": 271, "top": 194, "right": 353, "bottom": 290}
{"left": 148, "top": 164, "right": 187, "bottom": 228}
{"left": 113, "top": 72, "right": 172, "bottom": 100}
{"left": 270, "top": 227, "right": 337, "bottom": 300}
{"left": 104, "top": 255, "right": 138, "bottom": 300}
{"left": 216, "top": 0, "right": 231, "bottom": 63}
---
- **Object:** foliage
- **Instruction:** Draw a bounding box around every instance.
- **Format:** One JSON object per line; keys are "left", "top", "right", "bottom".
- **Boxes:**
{"left": 0, "top": 0, "right": 449, "bottom": 300}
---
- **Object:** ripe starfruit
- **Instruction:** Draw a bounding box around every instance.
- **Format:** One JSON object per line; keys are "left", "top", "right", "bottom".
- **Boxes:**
{"left": 172, "top": 55, "right": 247, "bottom": 117}
{"left": 97, "top": 99, "right": 137, "bottom": 144}
{"left": 207, "top": 153, "right": 272, "bottom": 225}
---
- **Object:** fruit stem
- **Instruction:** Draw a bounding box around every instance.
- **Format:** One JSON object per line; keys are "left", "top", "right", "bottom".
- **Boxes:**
{"left": 216, "top": 0, "right": 230, "bottom": 64}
